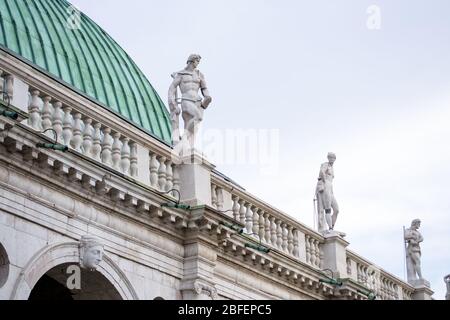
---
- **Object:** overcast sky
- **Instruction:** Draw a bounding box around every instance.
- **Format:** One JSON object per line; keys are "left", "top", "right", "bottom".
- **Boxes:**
{"left": 70, "top": 0, "right": 450, "bottom": 299}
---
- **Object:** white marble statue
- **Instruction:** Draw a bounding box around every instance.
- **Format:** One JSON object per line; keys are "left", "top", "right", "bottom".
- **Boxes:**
{"left": 168, "top": 54, "right": 212, "bottom": 151}
{"left": 315, "top": 152, "right": 339, "bottom": 233}
{"left": 79, "top": 235, "right": 104, "bottom": 271}
{"left": 404, "top": 219, "right": 424, "bottom": 284}
{"left": 445, "top": 274, "right": 450, "bottom": 300}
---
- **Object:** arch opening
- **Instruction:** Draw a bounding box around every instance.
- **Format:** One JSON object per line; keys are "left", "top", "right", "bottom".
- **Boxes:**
{"left": 0, "top": 243, "right": 9, "bottom": 288}
{"left": 29, "top": 263, "right": 122, "bottom": 300}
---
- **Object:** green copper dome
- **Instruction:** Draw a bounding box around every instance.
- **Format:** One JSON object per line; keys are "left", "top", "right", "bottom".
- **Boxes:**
{"left": 0, "top": 0, "right": 171, "bottom": 144}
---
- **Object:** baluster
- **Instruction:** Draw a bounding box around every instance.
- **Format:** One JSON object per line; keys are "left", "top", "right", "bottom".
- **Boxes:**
{"left": 315, "top": 240, "right": 321, "bottom": 267}
{"left": 245, "top": 203, "right": 253, "bottom": 235}
{"left": 390, "top": 283, "right": 395, "bottom": 300}
{"left": 287, "top": 226, "right": 294, "bottom": 255}
{"left": 258, "top": 210, "right": 265, "bottom": 242}
{"left": 310, "top": 238, "right": 316, "bottom": 266}
{"left": 111, "top": 132, "right": 122, "bottom": 171}
{"left": 211, "top": 184, "right": 218, "bottom": 208}
{"left": 386, "top": 281, "right": 391, "bottom": 300}
{"left": 62, "top": 106, "right": 73, "bottom": 146}
{"left": 28, "top": 89, "right": 41, "bottom": 130}
{"left": 346, "top": 258, "right": 352, "bottom": 276}
{"left": 5, "top": 74, "right": 13, "bottom": 99}
{"left": 41, "top": 96, "right": 53, "bottom": 135}
{"left": 0, "top": 71, "right": 4, "bottom": 94}
{"left": 252, "top": 207, "right": 259, "bottom": 238}
{"left": 264, "top": 213, "right": 271, "bottom": 244}
{"left": 129, "top": 142, "right": 138, "bottom": 177}
{"left": 276, "top": 220, "right": 283, "bottom": 249}
{"left": 120, "top": 137, "right": 131, "bottom": 174}
{"left": 363, "top": 267, "right": 368, "bottom": 284}
{"left": 270, "top": 216, "right": 277, "bottom": 246}
{"left": 239, "top": 200, "right": 246, "bottom": 224}
{"left": 101, "top": 127, "right": 112, "bottom": 166}
{"left": 150, "top": 153, "right": 159, "bottom": 188}
{"left": 293, "top": 229, "right": 299, "bottom": 257}
{"left": 158, "top": 156, "right": 167, "bottom": 191}
{"left": 52, "top": 101, "right": 63, "bottom": 142}
{"left": 281, "top": 223, "right": 288, "bottom": 252}
{"left": 358, "top": 264, "right": 363, "bottom": 282}
{"left": 216, "top": 188, "right": 224, "bottom": 210}
{"left": 232, "top": 196, "right": 240, "bottom": 221}
{"left": 165, "top": 160, "right": 173, "bottom": 192}
{"left": 172, "top": 165, "right": 180, "bottom": 197}
{"left": 385, "top": 280, "right": 390, "bottom": 300}
{"left": 392, "top": 283, "right": 397, "bottom": 300}
{"left": 91, "top": 122, "right": 102, "bottom": 161}
{"left": 357, "top": 264, "right": 362, "bottom": 282}
{"left": 305, "top": 235, "right": 311, "bottom": 264}
{"left": 71, "top": 113, "right": 83, "bottom": 152}
{"left": 82, "top": 117, "right": 93, "bottom": 156}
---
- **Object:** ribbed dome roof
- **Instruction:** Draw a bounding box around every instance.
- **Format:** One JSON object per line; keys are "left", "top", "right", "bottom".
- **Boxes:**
{"left": 0, "top": 0, "right": 171, "bottom": 144}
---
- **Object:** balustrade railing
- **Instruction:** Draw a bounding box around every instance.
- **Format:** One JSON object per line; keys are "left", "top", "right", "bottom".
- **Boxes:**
{"left": 149, "top": 152, "right": 180, "bottom": 197}
{"left": 211, "top": 178, "right": 323, "bottom": 268}
{"left": 346, "top": 251, "right": 413, "bottom": 300}
{"left": 24, "top": 88, "right": 139, "bottom": 177}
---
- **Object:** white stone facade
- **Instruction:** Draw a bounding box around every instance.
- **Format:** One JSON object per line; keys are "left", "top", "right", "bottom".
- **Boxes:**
{"left": 0, "top": 49, "right": 432, "bottom": 300}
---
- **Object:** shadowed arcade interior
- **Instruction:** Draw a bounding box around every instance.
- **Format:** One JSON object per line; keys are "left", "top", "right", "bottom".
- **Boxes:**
{"left": 28, "top": 263, "right": 122, "bottom": 300}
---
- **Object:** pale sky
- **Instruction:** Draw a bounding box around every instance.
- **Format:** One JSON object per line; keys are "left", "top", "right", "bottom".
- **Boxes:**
{"left": 70, "top": 0, "right": 450, "bottom": 299}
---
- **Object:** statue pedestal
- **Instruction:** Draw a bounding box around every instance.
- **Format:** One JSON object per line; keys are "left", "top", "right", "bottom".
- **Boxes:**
{"left": 321, "top": 232, "right": 350, "bottom": 278}
{"left": 321, "top": 230, "right": 346, "bottom": 238}
{"left": 411, "top": 282, "right": 434, "bottom": 300}
{"left": 409, "top": 279, "right": 430, "bottom": 288}
{"left": 177, "top": 150, "right": 215, "bottom": 207}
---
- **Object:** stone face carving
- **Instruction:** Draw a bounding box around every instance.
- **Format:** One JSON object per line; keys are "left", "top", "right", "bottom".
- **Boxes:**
{"left": 404, "top": 219, "right": 424, "bottom": 285}
{"left": 315, "top": 152, "right": 339, "bottom": 233}
{"left": 445, "top": 274, "right": 450, "bottom": 300}
{"left": 168, "top": 54, "right": 212, "bottom": 151}
{"left": 79, "top": 235, "right": 104, "bottom": 271}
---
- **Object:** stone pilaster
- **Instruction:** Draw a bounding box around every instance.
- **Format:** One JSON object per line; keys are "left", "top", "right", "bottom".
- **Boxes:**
{"left": 180, "top": 221, "right": 218, "bottom": 300}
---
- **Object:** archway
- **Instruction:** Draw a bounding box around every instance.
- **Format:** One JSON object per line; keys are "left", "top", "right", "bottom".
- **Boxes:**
{"left": 11, "top": 242, "right": 138, "bottom": 300}
{"left": 29, "top": 263, "right": 122, "bottom": 300}
{"left": 0, "top": 242, "right": 10, "bottom": 288}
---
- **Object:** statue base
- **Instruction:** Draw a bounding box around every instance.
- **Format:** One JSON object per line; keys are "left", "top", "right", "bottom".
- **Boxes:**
{"left": 409, "top": 279, "right": 430, "bottom": 288}
{"left": 321, "top": 230, "right": 346, "bottom": 238}
{"left": 176, "top": 150, "right": 215, "bottom": 207}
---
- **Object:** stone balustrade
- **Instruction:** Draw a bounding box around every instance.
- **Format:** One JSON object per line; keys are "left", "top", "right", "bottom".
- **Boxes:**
{"left": 211, "top": 176, "right": 324, "bottom": 269}
{"left": 0, "top": 71, "right": 177, "bottom": 191}
{"left": 346, "top": 251, "right": 414, "bottom": 300}
{"left": 149, "top": 152, "right": 180, "bottom": 197}
{"left": 24, "top": 88, "right": 139, "bottom": 178}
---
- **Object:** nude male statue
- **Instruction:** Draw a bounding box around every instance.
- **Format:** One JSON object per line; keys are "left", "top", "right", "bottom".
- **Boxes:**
{"left": 445, "top": 274, "right": 450, "bottom": 300}
{"left": 315, "top": 152, "right": 340, "bottom": 233}
{"left": 168, "top": 54, "right": 212, "bottom": 151}
{"left": 404, "top": 219, "right": 424, "bottom": 284}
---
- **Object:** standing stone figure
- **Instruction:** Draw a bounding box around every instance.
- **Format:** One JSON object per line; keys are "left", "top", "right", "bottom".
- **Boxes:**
{"left": 315, "top": 152, "right": 339, "bottom": 233}
{"left": 168, "top": 54, "right": 212, "bottom": 151}
{"left": 79, "top": 235, "right": 104, "bottom": 271}
{"left": 404, "top": 219, "right": 424, "bottom": 284}
{"left": 444, "top": 274, "right": 450, "bottom": 300}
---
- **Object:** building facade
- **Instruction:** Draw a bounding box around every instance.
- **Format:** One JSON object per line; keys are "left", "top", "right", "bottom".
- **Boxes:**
{"left": 0, "top": 0, "right": 433, "bottom": 300}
